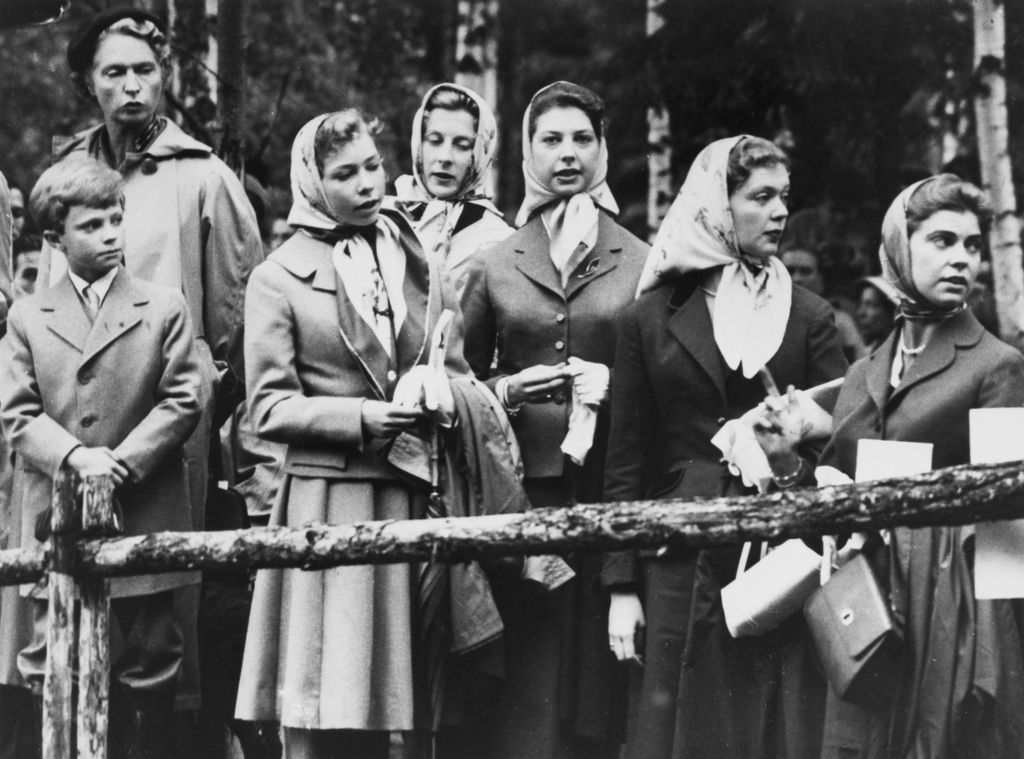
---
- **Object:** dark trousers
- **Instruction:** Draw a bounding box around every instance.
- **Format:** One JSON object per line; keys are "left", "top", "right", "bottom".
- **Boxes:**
{"left": 19, "top": 590, "right": 183, "bottom": 697}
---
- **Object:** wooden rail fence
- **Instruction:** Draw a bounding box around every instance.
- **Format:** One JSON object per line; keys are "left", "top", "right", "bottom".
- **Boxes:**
{"left": 2, "top": 459, "right": 1024, "bottom": 758}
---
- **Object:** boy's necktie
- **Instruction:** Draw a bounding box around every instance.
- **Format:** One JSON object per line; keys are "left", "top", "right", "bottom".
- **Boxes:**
{"left": 83, "top": 284, "right": 101, "bottom": 317}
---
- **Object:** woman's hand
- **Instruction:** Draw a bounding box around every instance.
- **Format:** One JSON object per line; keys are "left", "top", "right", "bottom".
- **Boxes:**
{"left": 567, "top": 357, "right": 610, "bottom": 405}
{"left": 393, "top": 365, "right": 455, "bottom": 419}
{"left": 751, "top": 386, "right": 833, "bottom": 475}
{"left": 361, "top": 401, "right": 424, "bottom": 439}
{"left": 608, "top": 590, "right": 645, "bottom": 664}
{"left": 505, "top": 363, "right": 574, "bottom": 405}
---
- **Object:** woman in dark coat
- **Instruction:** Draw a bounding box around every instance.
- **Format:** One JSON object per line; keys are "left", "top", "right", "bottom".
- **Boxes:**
{"left": 758, "top": 174, "right": 1024, "bottom": 758}
{"left": 459, "top": 81, "right": 649, "bottom": 759}
{"left": 602, "top": 135, "right": 847, "bottom": 759}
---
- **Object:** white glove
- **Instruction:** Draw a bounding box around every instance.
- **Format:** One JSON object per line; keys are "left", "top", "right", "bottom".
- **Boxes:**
{"left": 393, "top": 364, "right": 455, "bottom": 421}
{"left": 567, "top": 357, "right": 610, "bottom": 406}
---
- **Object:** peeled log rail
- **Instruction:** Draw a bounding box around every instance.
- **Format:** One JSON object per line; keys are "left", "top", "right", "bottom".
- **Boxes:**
{"left": 2, "top": 460, "right": 1023, "bottom": 587}
{"left": 70, "top": 460, "right": 1024, "bottom": 577}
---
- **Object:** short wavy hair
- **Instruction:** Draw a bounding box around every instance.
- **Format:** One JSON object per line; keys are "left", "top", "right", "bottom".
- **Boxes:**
{"left": 70, "top": 17, "right": 171, "bottom": 104}
{"left": 30, "top": 156, "right": 125, "bottom": 234}
{"left": 313, "top": 110, "right": 382, "bottom": 175}
{"left": 726, "top": 136, "right": 790, "bottom": 196}
{"left": 905, "top": 173, "right": 992, "bottom": 236}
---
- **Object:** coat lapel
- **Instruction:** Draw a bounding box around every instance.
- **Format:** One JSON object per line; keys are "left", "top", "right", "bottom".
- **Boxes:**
{"left": 80, "top": 269, "right": 146, "bottom": 367}
{"left": 392, "top": 211, "right": 430, "bottom": 378}
{"left": 864, "top": 332, "right": 896, "bottom": 414}
{"left": 273, "top": 233, "right": 390, "bottom": 400}
{"left": 42, "top": 276, "right": 92, "bottom": 352}
{"left": 666, "top": 280, "right": 727, "bottom": 401}
{"left": 888, "top": 310, "right": 982, "bottom": 407}
{"left": 564, "top": 215, "right": 622, "bottom": 301}
{"left": 513, "top": 218, "right": 564, "bottom": 300}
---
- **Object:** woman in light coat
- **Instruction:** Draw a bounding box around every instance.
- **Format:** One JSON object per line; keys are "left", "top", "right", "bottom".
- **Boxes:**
{"left": 234, "top": 111, "right": 468, "bottom": 759}
{"left": 396, "top": 82, "right": 513, "bottom": 297}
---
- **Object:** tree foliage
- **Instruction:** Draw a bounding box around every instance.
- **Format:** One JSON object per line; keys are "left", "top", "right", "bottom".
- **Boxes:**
{"left": 0, "top": 0, "right": 1020, "bottom": 240}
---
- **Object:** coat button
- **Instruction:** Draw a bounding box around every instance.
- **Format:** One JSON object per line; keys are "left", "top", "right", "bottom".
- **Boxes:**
{"left": 79, "top": 373, "right": 92, "bottom": 385}
{"left": 554, "top": 340, "right": 565, "bottom": 350}
{"left": 81, "top": 416, "right": 95, "bottom": 428}
{"left": 387, "top": 370, "right": 397, "bottom": 382}
{"left": 555, "top": 313, "right": 566, "bottom": 323}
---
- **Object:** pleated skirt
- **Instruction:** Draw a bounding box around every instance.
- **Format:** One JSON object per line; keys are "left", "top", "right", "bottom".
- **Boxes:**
{"left": 235, "top": 474, "right": 421, "bottom": 731}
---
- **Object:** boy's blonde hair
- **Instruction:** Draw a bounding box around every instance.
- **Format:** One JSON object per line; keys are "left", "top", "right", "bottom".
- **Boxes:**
{"left": 29, "top": 156, "right": 124, "bottom": 233}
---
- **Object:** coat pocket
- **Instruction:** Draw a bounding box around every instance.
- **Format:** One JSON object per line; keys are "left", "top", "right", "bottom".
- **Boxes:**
{"left": 282, "top": 444, "right": 349, "bottom": 477}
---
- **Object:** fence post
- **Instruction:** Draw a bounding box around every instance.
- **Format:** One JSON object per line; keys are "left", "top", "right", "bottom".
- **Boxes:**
{"left": 77, "top": 475, "right": 117, "bottom": 759}
{"left": 43, "top": 469, "right": 76, "bottom": 759}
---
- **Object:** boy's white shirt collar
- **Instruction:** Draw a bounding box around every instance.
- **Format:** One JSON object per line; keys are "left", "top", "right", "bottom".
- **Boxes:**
{"left": 68, "top": 266, "right": 118, "bottom": 308}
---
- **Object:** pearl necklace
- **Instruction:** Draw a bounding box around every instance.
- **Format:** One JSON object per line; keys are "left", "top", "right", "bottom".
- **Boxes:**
{"left": 899, "top": 337, "right": 925, "bottom": 355}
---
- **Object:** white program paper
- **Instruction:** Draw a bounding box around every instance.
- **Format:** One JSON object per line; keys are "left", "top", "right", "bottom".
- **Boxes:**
{"left": 855, "top": 439, "right": 933, "bottom": 482}
{"left": 971, "top": 408, "right": 1024, "bottom": 599}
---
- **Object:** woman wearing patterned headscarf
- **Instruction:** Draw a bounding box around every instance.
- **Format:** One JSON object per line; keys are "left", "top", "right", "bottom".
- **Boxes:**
{"left": 395, "top": 83, "right": 513, "bottom": 296}
{"left": 234, "top": 111, "right": 469, "bottom": 759}
{"left": 602, "top": 135, "right": 847, "bottom": 759}
{"left": 459, "top": 81, "right": 648, "bottom": 759}
{"left": 758, "top": 174, "right": 1024, "bottom": 758}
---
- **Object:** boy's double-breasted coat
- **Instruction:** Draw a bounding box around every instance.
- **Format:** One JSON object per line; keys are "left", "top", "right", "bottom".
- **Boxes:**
{"left": 0, "top": 268, "right": 202, "bottom": 598}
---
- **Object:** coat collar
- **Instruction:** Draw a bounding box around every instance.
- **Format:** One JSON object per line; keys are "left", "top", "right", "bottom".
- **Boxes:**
{"left": 39, "top": 267, "right": 148, "bottom": 365}
{"left": 513, "top": 212, "right": 623, "bottom": 300}
{"left": 864, "top": 308, "right": 985, "bottom": 412}
{"left": 665, "top": 276, "right": 727, "bottom": 401}
{"left": 55, "top": 119, "right": 213, "bottom": 164}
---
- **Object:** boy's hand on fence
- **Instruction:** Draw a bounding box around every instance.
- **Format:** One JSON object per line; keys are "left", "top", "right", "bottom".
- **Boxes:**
{"left": 65, "top": 446, "right": 129, "bottom": 486}
{"left": 608, "top": 590, "right": 645, "bottom": 665}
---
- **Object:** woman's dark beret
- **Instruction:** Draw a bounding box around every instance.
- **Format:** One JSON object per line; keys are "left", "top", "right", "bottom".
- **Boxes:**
{"left": 66, "top": 7, "right": 165, "bottom": 74}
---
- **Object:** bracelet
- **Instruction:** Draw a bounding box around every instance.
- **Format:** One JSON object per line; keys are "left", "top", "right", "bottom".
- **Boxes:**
{"left": 497, "top": 377, "right": 524, "bottom": 418}
{"left": 773, "top": 457, "right": 806, "bottom": 489}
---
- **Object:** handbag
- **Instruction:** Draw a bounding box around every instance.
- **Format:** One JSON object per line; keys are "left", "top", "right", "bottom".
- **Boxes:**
{"left": 721, "top": 538, "right": 821, "bottom": 637}
{"left": 803, "top": 541, "right": 902, "bottom": 707}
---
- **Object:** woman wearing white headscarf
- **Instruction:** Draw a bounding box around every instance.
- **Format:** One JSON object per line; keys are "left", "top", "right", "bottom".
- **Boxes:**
{"left": 601, "top": 135, "right": 847, "bottom": 759}
{"left": 459, "top": 81, "right": 648, "bottom": 759}
{"left": 234, "top": 111, "right": 469, "bottom": 759}
{"left": 396, "top": 82, "right": 513, "bottom": 296}
{"left": 756, "top": 174, "right": 1024, "bottom": 759}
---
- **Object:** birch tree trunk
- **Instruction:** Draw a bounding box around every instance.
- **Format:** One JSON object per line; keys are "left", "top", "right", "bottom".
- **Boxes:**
{"left": 647, "top": 0, "right": 673, "bottom": 242}
{"left": 973, "top": 0, "right": 1024, "bottom": 350}
{"left": 455, "top": 0, "right": 500, "bottom": 198}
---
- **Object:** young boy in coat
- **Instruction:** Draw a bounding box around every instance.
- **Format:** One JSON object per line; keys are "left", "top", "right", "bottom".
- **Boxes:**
{"left": 0, "top": 155, "right": 202, "bottom": 758}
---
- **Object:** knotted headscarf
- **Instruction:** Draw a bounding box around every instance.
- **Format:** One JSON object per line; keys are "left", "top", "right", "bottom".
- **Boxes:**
{"left": 879, "top": 177, "right": 966, "bottom": 321}
{"left": 394, "top": 83, "right": 502, "bottom": 261}
{"left": 516, "top": 81, "right": 619, "bottom": 286}
{"left": 636, "top": 136, "right": 793, "bottom": 378}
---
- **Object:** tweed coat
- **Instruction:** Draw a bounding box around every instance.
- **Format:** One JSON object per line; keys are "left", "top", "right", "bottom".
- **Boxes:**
{"left": 235, "top": 208, "right": 471, "bottom": 731}
{"left": 0, "top": 268, "right": 202, "bottom": 597}
{"left": 460, "top": 211, "right": 649, "bottom": 482}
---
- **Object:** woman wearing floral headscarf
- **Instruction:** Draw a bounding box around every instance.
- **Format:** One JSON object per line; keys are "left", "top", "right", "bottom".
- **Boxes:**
{"left": 396, "top": 83, "right": 513, "bottom": 297}
{"left": 601, "top": 135, "right": 846, "bottom": 759}
{"left": 234, "top": 111, "right": 469, "bottom": 759}
{"left": 757, "top": 174, "right": 1024, "bottom": 758}
{"left": 459, "top": 81, "right": 648, "bottom": 759}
